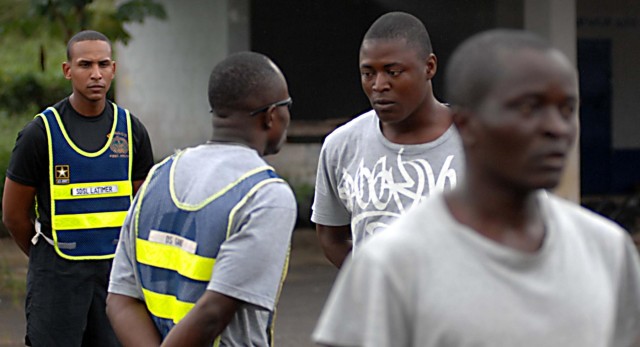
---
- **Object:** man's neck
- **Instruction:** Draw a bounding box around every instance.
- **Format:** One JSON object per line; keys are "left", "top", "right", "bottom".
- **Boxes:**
{"left": 380, "top": 98, "right": 452, "bottom": 144}
{"left": 210, "top": 129, "right": 261, "bottom": 156}
{"left": 445, "top": 184, "right": 546, "bottom": 252}
{"left": 69, "top": 94, "right": 106, "bottom": 117}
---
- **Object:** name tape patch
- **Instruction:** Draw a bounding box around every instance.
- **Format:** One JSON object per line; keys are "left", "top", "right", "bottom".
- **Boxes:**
{"left": 71, "top": 185, "right": 118, "bottom": 196}
{"left": 148, "top": 230, "right": 197, "bottom": 254}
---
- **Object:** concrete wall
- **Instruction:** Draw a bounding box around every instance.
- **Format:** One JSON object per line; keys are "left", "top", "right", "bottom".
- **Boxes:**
{"left": 115, "top": 0, "right": 250, "bottom": 159}
{"left": 265, "top": 143, "right": 322, "bottom": 187}
{"left": 524, "top": 0, "right": 579, "bottom": 201}
{"left": 113, "top": 0, "right": 640, "bottom": 195}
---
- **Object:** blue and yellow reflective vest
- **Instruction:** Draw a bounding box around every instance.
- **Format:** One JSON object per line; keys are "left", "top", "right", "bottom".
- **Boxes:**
{"left": 38, "top": 102, "right": 133, "bottom": 260}
{"left": 133, "top": 151, "right": 283, "bottom": 342}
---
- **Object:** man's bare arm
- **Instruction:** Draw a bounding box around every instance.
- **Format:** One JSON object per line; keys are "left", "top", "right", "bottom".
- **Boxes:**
{"left": 316, "top": 224, "right": 352, "bottom": 268}
{"left": 106, "top": 293, "right": 162, "bottom": 347}
{"left": 161, "top": 290, "right": 240, "bottom": 347}
{"left": 132, "top": 179, "right": 145, "bottom": 197}
{"left": 2, "top": 178, "right": 36, "bottom": 256}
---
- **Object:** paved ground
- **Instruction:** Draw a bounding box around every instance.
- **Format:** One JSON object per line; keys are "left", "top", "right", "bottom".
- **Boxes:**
{"left": 274, "top": 230, "right": 338, "bottom": 347}
{"left": 0, "top": 236, "right": 28, "bottom": 347}
{"left": 0, "top": 229, "right": 338, "bottom": 347}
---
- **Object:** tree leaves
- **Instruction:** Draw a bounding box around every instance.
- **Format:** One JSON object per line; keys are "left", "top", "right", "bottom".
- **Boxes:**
{"left": 0, "top": 0, "right": 167, "bottom": 70}
{"left": 0, "top": 0, "right": 167, "bottom": 45}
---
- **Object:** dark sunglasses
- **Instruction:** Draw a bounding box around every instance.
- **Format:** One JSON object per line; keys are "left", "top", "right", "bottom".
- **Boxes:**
{"left": 249, "top": 97, "right": 293, "bottom": 117}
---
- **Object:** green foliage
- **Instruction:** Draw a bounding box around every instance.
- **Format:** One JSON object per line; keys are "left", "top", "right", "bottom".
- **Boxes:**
{"left": 115, "top": 0, "right": 167, "bottom": 24}
{"left": 0, "top": 34, "right": 66, "bottom": 237}
{"left": 0, "top": 111, "right": 33, "bottom": 179}
{"left": 0, "top": 32, "right": 69, "bottom": 116}
{"left": 30, "top": 0, "right": 167, "bottom": 43}
{"left": 293, "top": 182, "right": 315, "bottom": 204}
{"left": 0, "top": 110, "right": 33, "bottom": 237}
{"left": 82, "top": 0, "right": 168, "bottom": 45}
{"left": 0, "top": 72, "right": 70, "bottom": 115}
{"left": 0, "top": 0, "right": 167, "bottom": 68}
{"left": 290, "top": 182, "right": 315, "bottom": 228}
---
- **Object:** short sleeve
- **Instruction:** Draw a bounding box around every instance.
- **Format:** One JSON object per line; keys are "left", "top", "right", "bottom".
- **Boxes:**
{"left": 207, "top": 181, "right": 297, "bottom": 311}
{"left": 130, "top": 114, "right": 154, "bottom": 181}
{"left": 313, "top": 246, "right": 411, "bottom": 347}
{"left": 311, "top": 140, "right": 351, "bottom": 226}
{"left": 613, "top": 234, "right": 640, "bottom": 346}
{"left": 108, "top": 196, "right": 144, "bottom": 300}
{"left": 6, "top": 117, "right": 48, "bottom": 187}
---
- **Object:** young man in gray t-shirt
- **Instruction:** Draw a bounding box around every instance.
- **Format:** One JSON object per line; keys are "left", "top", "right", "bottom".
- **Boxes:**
{"left": 314, "top": 29, "right": 640, "bottom": 347}
{"left": 312, "top": 12, "right": 464, "bottom": 268}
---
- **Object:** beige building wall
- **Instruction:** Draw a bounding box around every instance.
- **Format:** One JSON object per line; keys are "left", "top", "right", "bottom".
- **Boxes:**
{"left": 525, "top": 0, "right": 580, "bottom": 202}
{"left": 115, "top": 0, "right": 250, "bottom": 159}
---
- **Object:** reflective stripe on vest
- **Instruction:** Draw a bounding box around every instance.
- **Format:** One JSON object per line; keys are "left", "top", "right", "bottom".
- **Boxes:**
{"left": 38, "top": 102, "right": 133, "bottom": 260}
{"left": 134, "top": 151, "right": 282, "bottom": 341}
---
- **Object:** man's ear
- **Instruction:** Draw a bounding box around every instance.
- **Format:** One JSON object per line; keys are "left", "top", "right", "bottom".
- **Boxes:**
{"left": 261, "top": 106, "right": 275, "bottom": 130}
{"left": 452, "top": 107, "right": 476, "bottom": 146}
{"left": 425, "top": 53, "right": 437, "bottom": 80}
{"left": 62, "top": 62, "right": 71, "bottom": 80}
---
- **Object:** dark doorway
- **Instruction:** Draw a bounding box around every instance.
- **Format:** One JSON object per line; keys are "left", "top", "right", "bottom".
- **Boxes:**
{"left": 578, "top": 39, "right": 612, "bottom": 194}
{"left": 250, "top": 1, "right": 502, "bottom": 125}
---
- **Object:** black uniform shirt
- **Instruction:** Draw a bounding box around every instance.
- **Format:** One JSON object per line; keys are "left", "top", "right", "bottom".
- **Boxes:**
{"left": 6, "top": 97, "right": 154, "bottom": 236}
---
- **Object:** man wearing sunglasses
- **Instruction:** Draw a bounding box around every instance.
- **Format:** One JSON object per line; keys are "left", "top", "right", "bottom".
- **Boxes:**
{"left": 106, "top": 52, "right": 297, "bottom": 347}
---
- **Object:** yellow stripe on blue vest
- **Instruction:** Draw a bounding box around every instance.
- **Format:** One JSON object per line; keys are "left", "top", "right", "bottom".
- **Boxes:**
{"left": 134, "top": 150, "right": 280, "bottom": 340}
{"left": 38, "top": 102, "right": 133, "bottom": 260}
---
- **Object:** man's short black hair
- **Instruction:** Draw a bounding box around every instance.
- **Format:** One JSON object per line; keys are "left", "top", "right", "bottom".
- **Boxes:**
{"left": 362, "top": 11, "right": 433, "bottom": 59}
{"left": 66, "top": 30, "right": 112, "bottom": 61}
{"left": 445, "top": 29, "right": 553, "bottom": 110}
{"left": 208, "top": 51, "right": 281, "bottom": 113}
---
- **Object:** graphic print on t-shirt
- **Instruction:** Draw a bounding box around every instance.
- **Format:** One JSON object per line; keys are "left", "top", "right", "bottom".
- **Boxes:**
{"left": 338, "top": 149, "right": 458, "bottom": 237}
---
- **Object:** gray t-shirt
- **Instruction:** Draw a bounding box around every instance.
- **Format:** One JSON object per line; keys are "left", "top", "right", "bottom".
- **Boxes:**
{"left": 109, "top": 143, "right": 297, "bottom": 346}
{"left": 311, "top": 110, "right": 464, "bottom": 251}
{"left": 313, "top": 192, "right": 640, "bottom": 347}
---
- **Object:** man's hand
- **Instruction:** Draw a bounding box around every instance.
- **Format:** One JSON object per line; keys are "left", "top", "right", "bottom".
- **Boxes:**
{"left": 161, "top": 291, "right": 239, "bottom": 347}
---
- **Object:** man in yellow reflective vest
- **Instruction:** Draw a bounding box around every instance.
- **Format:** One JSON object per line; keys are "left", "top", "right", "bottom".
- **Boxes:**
{"left": 2, "top": 30, "right": 154, "bottom": 346}
{"left": 106, "top": 52, "right": 297, "bottom": 347}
